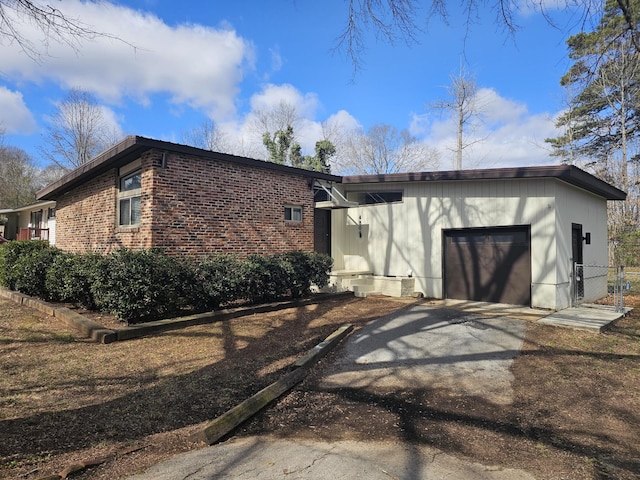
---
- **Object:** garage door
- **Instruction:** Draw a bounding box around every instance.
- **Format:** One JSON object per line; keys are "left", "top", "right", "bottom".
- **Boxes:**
{"left": 444, "top": 226, "right": 531, "bottom": 306}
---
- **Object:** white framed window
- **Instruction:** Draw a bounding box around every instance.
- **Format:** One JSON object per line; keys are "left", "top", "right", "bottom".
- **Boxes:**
{"left": 284, "top": 205, "right": 302, "bottom": 222}
{"left": 118, "top": 169, "right": 142, "bottom": 226}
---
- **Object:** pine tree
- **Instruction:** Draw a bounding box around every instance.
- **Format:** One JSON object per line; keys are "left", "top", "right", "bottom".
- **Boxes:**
{"left": 546, "top": 0, "right": 640, "bottom": 263}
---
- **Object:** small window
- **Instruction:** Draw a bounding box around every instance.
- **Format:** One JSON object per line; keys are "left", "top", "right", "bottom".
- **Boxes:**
{"left": 346, "top": 191, "right": 403, "bottom": 205}
{"left": 284, "top": 205, "right": 302, "bottom": 222}
{"left": 120, "top": 171, "right": 142, "bottom": 191}
{"left": 119, "top": 197, "right": 141, "bottom": 226}
{"left": 118, "top": 169, "right": 142, "bottom": 226}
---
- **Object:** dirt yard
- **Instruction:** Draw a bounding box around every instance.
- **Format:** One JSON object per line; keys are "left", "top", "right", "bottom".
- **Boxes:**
{"left": 1, "top": 294, "right": 639, "bottom": 480}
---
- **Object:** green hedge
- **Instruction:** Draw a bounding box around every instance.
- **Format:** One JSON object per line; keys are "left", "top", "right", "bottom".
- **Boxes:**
{"left": 0, "top": 240, "right": 51, "bottom": 291}
{"left": 193, "top": 254, "right": 244, "bottom": 310}
{"left": 90, "top": 249, "right": 194, "bottom": 323}
{"left": 45, "top": 252, "right": 102, "bottom": 310}
{"left": 0, "top": 243, "right": 333, "bottom": 324}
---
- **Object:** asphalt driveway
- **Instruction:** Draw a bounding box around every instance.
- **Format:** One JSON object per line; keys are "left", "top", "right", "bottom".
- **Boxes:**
{"left": 127, "top": 303, "right": 535, "bottom": 480}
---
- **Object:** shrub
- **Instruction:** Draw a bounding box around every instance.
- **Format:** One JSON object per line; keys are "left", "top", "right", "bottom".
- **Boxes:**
{"left": 0, "top": 240, "right": 50, "bottom": 290}
{"left": 45, "top": 252, "right": 101, "bottom": 309}
{"left": 0, "top": 243, "right": 334, "bottom": 323}
{"left": 308, "top": 251, "right": 333, "bottom": 290}
{"left": 90, "top": 249, "right": 191, "bottom": 323}
{"left": 240, "top": 254, "right": 290, "bottom": 304}
{"left": 13, "top": 246, "right": 62, "bottom": 299}
{"left": 193, "top": 254, "right": 243, "bottom": 310}
{"left": 278, "top": 251, "right": 315, "bottom": 298}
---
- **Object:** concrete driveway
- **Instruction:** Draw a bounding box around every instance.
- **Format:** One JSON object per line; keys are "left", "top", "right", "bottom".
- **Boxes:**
{"left": 321, "top": 303, "right": 530, "bottom": 405}
{"left": 127, "top": 303, "right": 538, "bottom": 480}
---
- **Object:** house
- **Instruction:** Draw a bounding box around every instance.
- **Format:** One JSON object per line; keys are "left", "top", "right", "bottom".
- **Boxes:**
{"left": 322, "top": 167, "right": 626, "bottom": 311}
{"left": 36, "top": 136, "right": 626, "bottom": 311}
{"left": 36, "top": 136, "right": 340, "bottom": 257}
{"left": 0, "top": 200, "right": 57, "bottom": 245}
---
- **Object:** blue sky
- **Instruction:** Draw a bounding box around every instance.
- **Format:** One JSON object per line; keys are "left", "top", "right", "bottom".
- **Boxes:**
{"left": 0, "top": 0, "right": 589, "bottom": 172}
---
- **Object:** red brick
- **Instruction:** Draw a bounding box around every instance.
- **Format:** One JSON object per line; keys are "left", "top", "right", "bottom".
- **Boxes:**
{"left": 54, "top": 150, "right": 316, "bottom": 258}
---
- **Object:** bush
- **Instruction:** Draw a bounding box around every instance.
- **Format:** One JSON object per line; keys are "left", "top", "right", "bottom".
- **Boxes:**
{"left": 13, "top": 246, "right": 62, "bottom": 299}
{"left": 0, "top": 240, "right": 50, "bottom": 290}
{"left": 308, "top": 251, "right": 333, "bottom": 290}
{"left": 45, "top": 252, "right": 101, "bottom": 309}
{"left": 278, "top": 251, "right": 314, "bottom": 298}
{"left": 193, "top": 254, "right": 243, "bottom": 310}
{"left": 90, "top": 249, "right": 192, "bottom": 323}
{"left": 0, "top": 242, "right": 334, "bottom": 323}
{"left": 240, "top": 254, "right": 290, "bottom": 304}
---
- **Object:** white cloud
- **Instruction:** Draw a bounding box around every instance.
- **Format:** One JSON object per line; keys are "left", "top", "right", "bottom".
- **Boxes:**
{"left": 98, "top": 105, "right": 125, "bottom": 141}
{"left": 0, "top": 0, "right": 253, "bottom": 120}
{"left": 326, "top": 110, "right": 361, "bottom": 132}
{"left": 475, "top": 88, "right": 528, "bottom": 125}
{"left": 249, "top": 83, "right": 320, "bottom": 119}
{"left": 0, "top": 87, "right": 37, "bottom": 134}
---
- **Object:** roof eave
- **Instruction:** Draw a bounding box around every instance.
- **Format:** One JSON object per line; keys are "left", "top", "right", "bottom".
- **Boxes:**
{"left": 36, "top": 136, "right": 342, "bottom": 200}
{"left": 341, "top": 165, "right": 627, "bottom": 201}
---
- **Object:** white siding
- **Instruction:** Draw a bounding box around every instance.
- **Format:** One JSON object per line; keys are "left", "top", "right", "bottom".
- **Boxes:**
{"left": 554, "top": 183, "right": 609, "bottom": 309}
{"left": 331, "top": 178, "right": 609, "bottom": 310}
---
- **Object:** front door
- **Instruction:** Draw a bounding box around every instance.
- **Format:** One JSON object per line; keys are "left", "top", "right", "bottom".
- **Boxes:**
{"left": 314, "top": 209, "right": 331, "bottom": 255}
{"left": 572, "top": 223, "right": 584, "bottom": 299}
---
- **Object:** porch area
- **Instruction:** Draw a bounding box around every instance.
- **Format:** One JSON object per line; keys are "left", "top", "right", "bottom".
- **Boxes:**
{"left": 17, "top": 228, "right": 50, "bottom": 241}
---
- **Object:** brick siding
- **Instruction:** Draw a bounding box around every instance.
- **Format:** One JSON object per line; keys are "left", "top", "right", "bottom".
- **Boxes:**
{"left": 54, "top": 149, "right": 316, "bottom": 258}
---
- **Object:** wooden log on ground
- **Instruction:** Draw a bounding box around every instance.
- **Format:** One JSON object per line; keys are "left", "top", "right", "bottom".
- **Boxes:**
{"left": 196, "top": 367, "right": 307, "bottom": 445}
{"left": 194, "top": 323, "right": 354, "bottom": 445}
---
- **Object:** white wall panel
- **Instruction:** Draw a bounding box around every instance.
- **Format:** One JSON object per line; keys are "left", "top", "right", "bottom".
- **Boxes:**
{"left": 331, "top": 177, "right": 609, "bottom": 310}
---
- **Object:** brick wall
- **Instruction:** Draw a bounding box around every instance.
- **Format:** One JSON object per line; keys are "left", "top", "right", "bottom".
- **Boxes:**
{"left": 148, "top": 151, "right": 315, "bottom": 257}
{"left": 55, "top": 149, "right": 316, "bottom": 258}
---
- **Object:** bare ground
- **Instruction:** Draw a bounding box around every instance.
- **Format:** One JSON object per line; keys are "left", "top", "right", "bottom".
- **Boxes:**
{"left": 1, "top": 294, "right": 639, "bottom": 480}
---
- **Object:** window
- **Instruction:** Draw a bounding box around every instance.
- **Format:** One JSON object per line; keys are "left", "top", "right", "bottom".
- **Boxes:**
{"left": 30, "top": 209, "right": 43, "bottom": 228}
{"left": 284, "top": 205, "right": 302, "bottom": 222}
{"left": 346, "top": 191, "right": 403, "bottom": 205}
{"left": 118, "top": 170, "right": 142, "bottom": 226}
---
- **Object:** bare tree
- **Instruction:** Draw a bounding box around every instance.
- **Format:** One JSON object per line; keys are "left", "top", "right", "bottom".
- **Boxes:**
{"left": 431, "top": 65, "right": 487, "bottom": 170}
{"left": 0, "top": 141, "right": 38, "bottom": 208}
{"left": 182, "top": 120, "right": 229, "bottom": 152}
{"left": 250, "top": 101, "right": 299, "bottom": 138}
{"left": 0, "top": 0, "right": 127, "bottom": 59}
{"left": 40, "top": 88, "right": 120, "bottom": 171}
{"left": 37, "top": 163, "right": 68, "bottom": 187}
{"left": 336, "top": 0, "right": 610, "bottom": 71}
{"left": 336, "top": 123, "right": 440, "bottom": 174}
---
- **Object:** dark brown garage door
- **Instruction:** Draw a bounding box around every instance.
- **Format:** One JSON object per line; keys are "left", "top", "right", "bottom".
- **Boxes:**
{"left": 444, "top": 226, "right": 531, "bottom": 306}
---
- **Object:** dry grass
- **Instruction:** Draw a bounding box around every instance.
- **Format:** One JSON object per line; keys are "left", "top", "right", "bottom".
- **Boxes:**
{"left": 1, "top": 293, "right": 639, "bottom": 480}
{"left": 0, "top": 295, "right": 416, "bottom": 479}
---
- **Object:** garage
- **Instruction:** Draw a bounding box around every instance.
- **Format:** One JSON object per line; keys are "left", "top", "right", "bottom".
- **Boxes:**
{"left": 444, "top": 226, "right": 531, "bottom": 306}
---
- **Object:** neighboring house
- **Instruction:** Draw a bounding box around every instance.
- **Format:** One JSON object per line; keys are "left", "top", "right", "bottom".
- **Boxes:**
{"left": 36, "top": 136, "right": 340, "bottom": 257}
{"left": 35, "top": 136, "right": 626, "bottom": 311}
{"left": 0, "top": 201, "right": 57, "bottom": 245}
{"left": 323, "top": 167, "right": 626, "bottom": 311}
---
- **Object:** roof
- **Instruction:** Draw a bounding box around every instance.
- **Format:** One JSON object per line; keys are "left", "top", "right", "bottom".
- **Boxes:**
{"left": 341, "top": 165, "right": 627, "bottom": 201}
{"left": 0, "top": 200, "right": 56, "bottom": 214}
{"left": 37, "top": 136, "right": 342, "bottom": 200}
{"left": 35, "top": 136, "right": 626, "bottom": 202}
